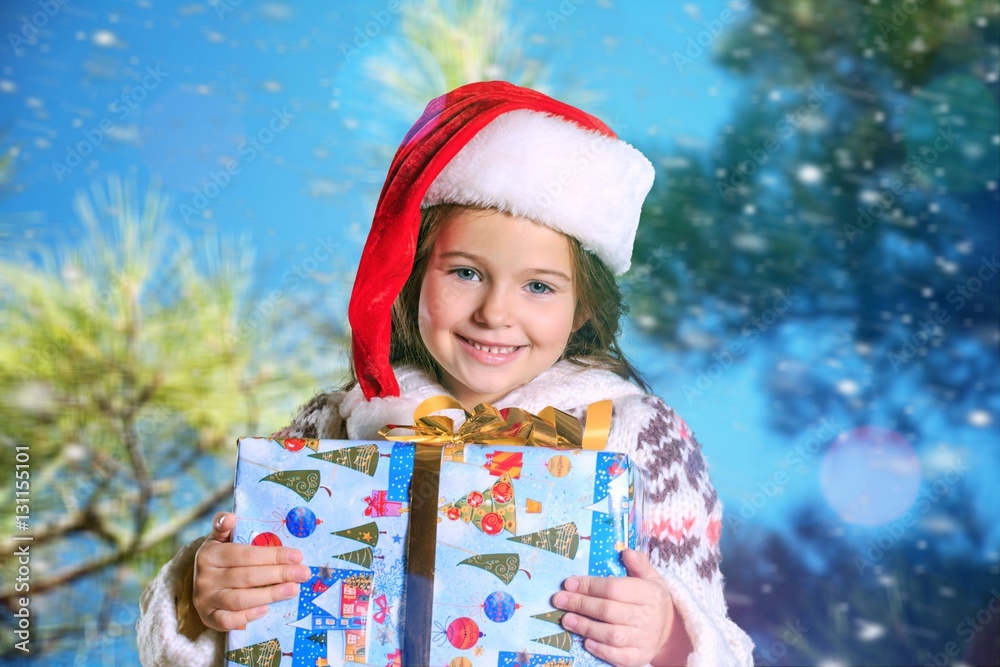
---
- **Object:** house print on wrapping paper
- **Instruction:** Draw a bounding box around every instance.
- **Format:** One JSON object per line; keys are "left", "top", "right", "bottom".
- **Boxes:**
{"left": 228, "top": 435, "right": 646, "bottom": 667}
{"left": 228, "top": 437, "right": 413, "bottom": 667}
{"left": 423, "top": 445, "right": 647, "bottom": 667}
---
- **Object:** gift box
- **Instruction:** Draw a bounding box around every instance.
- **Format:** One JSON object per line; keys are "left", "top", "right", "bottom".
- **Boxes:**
{"left": 228, "top": 437, "right": 415, "bottom": 667}
{"left": 228, "top": 401, "right": 647, "bottom": 667}
{"left": 405, "top": 442, "right": 647, "bottom": 667}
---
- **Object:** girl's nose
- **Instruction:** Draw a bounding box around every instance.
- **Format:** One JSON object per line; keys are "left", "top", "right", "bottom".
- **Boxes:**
{"left": 474, "top": 286, "right": 512, "bottom": 327}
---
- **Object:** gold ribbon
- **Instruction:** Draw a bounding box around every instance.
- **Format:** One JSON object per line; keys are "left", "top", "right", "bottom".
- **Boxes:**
{"left": 379, "top": 395, "right": 613, "bottom": 450}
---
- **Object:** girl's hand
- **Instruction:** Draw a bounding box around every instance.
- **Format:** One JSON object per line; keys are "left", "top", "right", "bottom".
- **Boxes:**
{"left": 552, "top": 549, "right": 692, "bottom": 667}
{"left": 192, "top": 512, "right": 312, "bottom": 632}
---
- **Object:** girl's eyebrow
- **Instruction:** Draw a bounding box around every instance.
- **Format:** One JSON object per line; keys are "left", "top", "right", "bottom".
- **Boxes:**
{"left": 529, "top": 268, "right": 572, "bottom": 282}
{"left": 439, "top": 250, "right": 485, "bottom": 263}
{"left": 439, "top": 250, "right": 571, "bottom": 282}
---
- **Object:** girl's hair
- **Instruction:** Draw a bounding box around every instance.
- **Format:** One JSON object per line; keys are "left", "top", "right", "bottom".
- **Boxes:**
{"left": 342, "top": 204, "right": 651, "bottom": 393}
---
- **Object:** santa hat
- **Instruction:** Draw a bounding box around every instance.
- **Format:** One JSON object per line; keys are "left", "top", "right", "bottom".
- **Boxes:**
{"left": 348, "top": 81, "right": 655, "bottom": 399}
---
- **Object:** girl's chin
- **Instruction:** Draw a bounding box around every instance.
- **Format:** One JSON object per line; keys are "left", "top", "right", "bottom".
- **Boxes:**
{"left": 449, "top": 375, "right": 526, "bottom": 406}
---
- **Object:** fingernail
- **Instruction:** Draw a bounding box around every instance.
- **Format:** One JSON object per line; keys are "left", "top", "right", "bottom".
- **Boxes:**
{"left": 295, "top": 566, "right": 311, "bottom": 581}
{"left": 279, "top": 583, "right": 298, "bottom": 599}
{"left": 552, "top": 592, "right": 567, "bottom": 608}
{"left": 250, "top": 605, "right": 268, "bottom": 620}
{"left": 216, "top": 515, "right": 226, "bottom": 529}
{"left": 287, "top": 550, "right": 303, "bottom": 564}
{"left": 562, "top": 614, "right": 577, "bottom": 629}
{"left": 564, "top": 577, "right": 579, "bottom": 592}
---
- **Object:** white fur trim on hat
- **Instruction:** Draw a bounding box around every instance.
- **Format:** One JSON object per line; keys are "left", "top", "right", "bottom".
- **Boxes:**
{"left": 422, "top": 109, "right": 654, "bottom": 275}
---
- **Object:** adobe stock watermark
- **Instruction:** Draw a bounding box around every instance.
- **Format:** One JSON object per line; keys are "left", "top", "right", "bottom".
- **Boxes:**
{"left": 843, "top": 125, "right": 959, "bottom": 244}
{"left": 179, "top": 106, "right": 295, "bottom": 224}
{"left": 682, "top": 288, "right": 795, "bottom": 401}
{"left": 338, "top": 0, "right": 415, "bottom": 61}
{"left": 52, "top": 66, "right": 169, "bottom": 182}
{"left": 887, "top": 254, "right": 997, "bottom": 371}
{"left": 75, "top": 601, "right": 139, "bottom": 666}
{"left": 877, "top": 0, "right": 930, "bottom": 39}
{"left": 68, "top": 407, "right": 168, "bottom": 510}
{"left": 757, "top": 619, "right": 809, "bottom": 666}
{"left": 7, "top": 0, "right": 71, "bottom": 57}
{"left": 545, "top": 0, "right": 586, "bottom": 29}
{"left": 672, "top": 0, "right": 750, "bottom": 73}
{"left": 923, "top": 589, "right": 1000, "bottom": 667}
{"left": 225, "top": 235, "right": 338, "bottom": 345}
{"left": 727, "top": 417, "right": 843, "bottom": 534}
{"left": 12, "top": 269, "right": 135, "bottom": 382}
{"left": 853, "top": 459, "right": 969, "bottom": 575}
{"left": 716, "top": 84, "right": 833, "bottom": 202}
{"left": 622, "top": 245, "right": 671, "bottom": 298}
{"left": 535, "top": 116, "right": 627, "bottom": 210}
{"left": 211, "top": 0, "right": 242, "bottom": 20}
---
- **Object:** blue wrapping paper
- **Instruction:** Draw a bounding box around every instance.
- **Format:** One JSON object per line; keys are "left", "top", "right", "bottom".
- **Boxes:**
{"left": 227, "top": 437, "right": 646, "bottom": 667}
{"left": 427, "top": 444, "right": 647, "bottom": 667}
{"left": 228, "top": 438, "right": 412, "bottom": 667}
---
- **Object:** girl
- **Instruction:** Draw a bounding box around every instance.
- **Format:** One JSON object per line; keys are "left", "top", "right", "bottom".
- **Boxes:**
{"left": 137, "top": 81, "right": 754, "bottom": 667}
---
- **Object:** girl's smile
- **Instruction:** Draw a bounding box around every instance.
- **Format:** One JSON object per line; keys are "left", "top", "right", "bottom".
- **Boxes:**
{"left": 456, "top": 334, "right": 525, "bottom": 363}
{"left": 417, "top": 208, "right": 583, "bottom": 408}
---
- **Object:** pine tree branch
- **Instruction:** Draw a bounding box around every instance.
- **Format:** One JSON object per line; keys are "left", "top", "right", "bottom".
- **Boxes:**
{"left": 0, "top": 480, "right": 232, "bottom": 603}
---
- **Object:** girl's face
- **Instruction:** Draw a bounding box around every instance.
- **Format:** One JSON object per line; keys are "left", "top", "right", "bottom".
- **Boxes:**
{"left": 418, "top": 208, "right": 582, "bottom": 408}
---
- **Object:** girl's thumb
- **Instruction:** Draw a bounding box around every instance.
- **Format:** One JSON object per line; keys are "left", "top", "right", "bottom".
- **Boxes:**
{"left": 209, "top": 512, "right": 235, "bottom": 543}
{"left": 622, "top": 548, "right": 658, "bottom": 580}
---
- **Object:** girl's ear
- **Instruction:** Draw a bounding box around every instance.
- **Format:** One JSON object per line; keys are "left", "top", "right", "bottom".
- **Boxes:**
{"left": 572, "top": 307, "right": 590, "bottom": 333}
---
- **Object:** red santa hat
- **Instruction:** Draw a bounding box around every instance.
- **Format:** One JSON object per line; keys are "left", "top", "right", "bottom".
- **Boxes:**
{"left": 348, "top": 80, "right": 655, "bottom": 399}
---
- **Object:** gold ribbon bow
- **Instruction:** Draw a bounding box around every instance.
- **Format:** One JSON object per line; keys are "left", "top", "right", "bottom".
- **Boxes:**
{"left": 379, "top": 395, "right": 613, "bottom": 450}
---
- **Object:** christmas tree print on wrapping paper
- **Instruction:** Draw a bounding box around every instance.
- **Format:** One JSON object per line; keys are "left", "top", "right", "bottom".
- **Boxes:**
{"left": 332, "top": 546, "right": 375, "bottom": 568}
{"left": 331, "top": 520, "right": 383, "bottom": 547}
{"left": 226, "top": 638, "right": 282, "bottom": 667}
{"left": 457, "top": 552, "right": 521, "bottom": 585}
{"left": 309, "top": 443, "right": 380, "bottom": 476}
{"left": 508, "top": 523, "right": 581, "bottom": 559}
{"left": 440, "top": 472, "right": 516, "bottom": 535}
{"left": 260, "top": 469, "right": 320, "bottom": 502}
{"left": 533, "top": 630, "right": 573, "bottom": 653}
{"left": 531, "top": 610, "right": 566, "bottom": 624}
{"left": 530, "top": 610, "right": 574, "bottom": 654}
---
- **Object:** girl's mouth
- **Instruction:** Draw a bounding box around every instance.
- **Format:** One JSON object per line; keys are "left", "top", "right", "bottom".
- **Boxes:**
{"left": 457, "top": 335, "right": 525, "bottom": 363}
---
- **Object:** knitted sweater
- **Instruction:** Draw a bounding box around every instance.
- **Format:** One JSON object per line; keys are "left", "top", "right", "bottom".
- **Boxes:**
{"left": 136, "top": 361, "right": 754, "bottom": 666}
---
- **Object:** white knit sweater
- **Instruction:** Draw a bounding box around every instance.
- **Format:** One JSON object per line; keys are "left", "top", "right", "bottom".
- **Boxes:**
{"left": 136, "top": 361, "right": 754, "bottom": 666}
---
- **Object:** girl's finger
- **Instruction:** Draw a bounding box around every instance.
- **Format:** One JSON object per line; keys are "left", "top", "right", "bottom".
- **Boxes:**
{"left": 213, "top": 580, "right": 301, "bottom": 614}
{"left": 208, "top": 512, "right": 234, "bottom": 543}
{"left": 562, "top": 575, "right": 646, "bottom": 605}
{"left": 621, "top": 549, "right": 661, "bottom": 582}
{"left": 206, "top": 604, "right": 270, "bottom": 633}
{"left": 552, "top": 589, "right": 637, "bottom": 626}
{"left": 217, "top": 563, "right": 312, "bottom": 590}
{"left": 201, "top": 543, "right": 303, "bottom": 568}
{"left": 561, "top": 612, "right": 636, "bottom": 648}
{"left": 580, "top": 637, "right": 645, "bottom": 667}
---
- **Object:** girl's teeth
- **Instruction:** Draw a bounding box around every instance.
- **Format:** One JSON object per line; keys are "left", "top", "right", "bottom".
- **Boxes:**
{"left": 470, "top": 340, "right": 517, "bottom": 354}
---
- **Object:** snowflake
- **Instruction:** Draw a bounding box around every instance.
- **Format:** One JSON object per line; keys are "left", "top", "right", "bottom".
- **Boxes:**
{"left": 371, "top": 549, "right": 406, "bottom": 601}
{"left": 375, "top": 625, "right": 395, "bottom": 646}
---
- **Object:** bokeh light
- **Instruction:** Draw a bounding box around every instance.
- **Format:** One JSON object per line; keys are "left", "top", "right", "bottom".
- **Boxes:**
{"left": 820, "top": 426, "right": 922, "bottom": 526}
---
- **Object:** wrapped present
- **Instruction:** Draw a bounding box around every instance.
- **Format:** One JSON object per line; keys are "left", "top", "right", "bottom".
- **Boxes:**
{"left": 228, "top": 398, "right": 647, "bottom": 667}
{"left": 384, "top": 398, "right": 648, "bottom": 667}
{"left": 228, "top": 437, "right": 415, "bottom": 667}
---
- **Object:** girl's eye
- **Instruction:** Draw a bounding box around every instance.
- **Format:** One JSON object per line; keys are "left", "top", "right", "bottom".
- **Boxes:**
{"left": 452, "top": 268, "right": 480, "bottom": 281}
{"left": 527, "top": 281, "right": 552, "bottom": 295}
